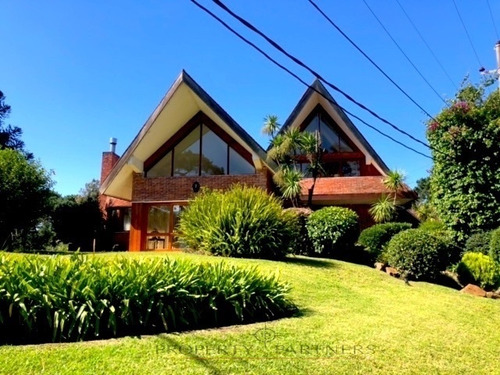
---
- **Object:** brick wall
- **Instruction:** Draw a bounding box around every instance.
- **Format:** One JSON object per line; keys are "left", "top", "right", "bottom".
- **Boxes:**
{"left": 100, "top": 152, "right": 120, "bottom": 184}
{"left": 132, "top": 169, "right": 270, "bottom": 202}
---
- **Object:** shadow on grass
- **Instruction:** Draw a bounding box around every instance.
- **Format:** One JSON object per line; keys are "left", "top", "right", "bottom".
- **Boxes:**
{"left": 281, "top": 256, "right": 337, "bottom": 269}
{"left": 155, "top": 335, "right": 225, "bottom": 374}
{"left": 432, "top": 272, "right": 463, "bottom": 290}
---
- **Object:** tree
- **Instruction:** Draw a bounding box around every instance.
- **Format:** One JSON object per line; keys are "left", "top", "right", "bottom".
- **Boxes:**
{"left": 383, "top": 170, "right": 406, "bottom": 205}
{"left": 0, "top": 149, "right": 53, "bottom": 250}
{"left": 412, "top": 176, "right": 440, "bottom": 222}
{"left": 414, "top": 177, "right": 431, "bottom": 204}
{"left": 0, "top": 91, "right": 32, "bottom": 159}
{"left": 369, "top": 195, "right": 396, "bottom": 223}
{"left": 427, "top": 82, "right": 500, "bottom": 240}
{"left": 264, "top": 115, "right": 323, "bottom": 207}
{"left": 52, "top": 179, "right": 104, "bottom": 251}
{"left": 301, "top": 131, "right": 323, "bottom": 207}
{"left": 369, "top": 170, "right": 407, "bottom": 223}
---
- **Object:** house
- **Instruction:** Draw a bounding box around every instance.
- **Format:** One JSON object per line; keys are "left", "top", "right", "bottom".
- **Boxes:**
{"left": 99, "top": 71, "right": 416, "bottom": 251}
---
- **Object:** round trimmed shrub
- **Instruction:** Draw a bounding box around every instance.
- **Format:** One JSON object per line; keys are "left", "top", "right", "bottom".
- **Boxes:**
{"left": 384, "top": 229, "right": 455, "bottom": 280}
{"left": 357, "top": 222, "right": 412, "bottom": 261}
{"left": 284, "top": 207, "right": 313, "bottom": 255}
{"left": 456, "top": 252, "right": 500, "bottom": 290}
{"left": 465, "top": 231, "right": 492, "bottom": 255}
{"left": 178, "top": 185, "right": 297, "bottom": 259}
{"left": 306, "top": 207, "right": 359, "bottom": 257}
{"left": 489, "top": 227, "right": 500, "bottom": 263}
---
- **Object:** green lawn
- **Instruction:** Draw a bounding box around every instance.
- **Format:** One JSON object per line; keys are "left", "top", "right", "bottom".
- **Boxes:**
{"left": 1, "top": 251, "right": 499, "bottom": 375}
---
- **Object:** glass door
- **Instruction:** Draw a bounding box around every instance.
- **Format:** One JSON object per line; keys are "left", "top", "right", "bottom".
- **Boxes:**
{"left": 146, "top": 205, "right": 171, "bottom": 250}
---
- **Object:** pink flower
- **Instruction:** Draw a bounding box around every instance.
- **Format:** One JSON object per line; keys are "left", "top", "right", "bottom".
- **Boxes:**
{"left": 428, "top": 121, "right": 439, "bottom": 132}
{"left": 452, "top": 101, "right": 470, "bottom": 112}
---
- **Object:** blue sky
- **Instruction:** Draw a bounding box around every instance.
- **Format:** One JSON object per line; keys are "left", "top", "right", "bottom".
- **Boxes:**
{"left": 1, "top": 1, "right": 499, "bottom": 195}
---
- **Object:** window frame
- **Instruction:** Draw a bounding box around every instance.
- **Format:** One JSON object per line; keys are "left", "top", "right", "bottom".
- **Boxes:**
{"left": 144, "top": 111, "right": 255, "bottom": 177}
{"left": 297, "top": 105, "right": 364, "bottom": 177}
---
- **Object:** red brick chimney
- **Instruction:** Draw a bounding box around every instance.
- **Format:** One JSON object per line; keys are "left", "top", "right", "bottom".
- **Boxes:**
{"left": 100, "top": 137, "right": 119, "bottom": 184}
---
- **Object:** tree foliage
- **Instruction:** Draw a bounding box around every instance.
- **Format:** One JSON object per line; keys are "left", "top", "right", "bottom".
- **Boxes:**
{"left": 427, "top": 83, "right": 500, "bottom": 240}
{"left": 0, "top": 149, "right": 53, "bottom": 250}
{"left": 0, "top": 91, "right": 32, "bottom": 159}
{"left": 51, "top": 179, "right": 103, "bottom": 251}
{"left": 264, "top": 115, "right": 323, "bottom": 207}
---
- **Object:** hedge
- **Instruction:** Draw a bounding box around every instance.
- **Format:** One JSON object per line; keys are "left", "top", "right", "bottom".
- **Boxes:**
{"left": 306, "top": 207, "right": 359, "bottom": 257}
{"left": 357, "top": 222, "right": 412, "bottom": 261}
{"left": 0, "top": 254, "right": 297, "bottom": 344}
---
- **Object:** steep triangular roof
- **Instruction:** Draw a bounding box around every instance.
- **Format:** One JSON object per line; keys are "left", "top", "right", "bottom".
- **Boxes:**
{"left": 100, "top": 70, "right": 271, "bottom": 200}
{"left": 276, "top": 79, "right": 390, "bottom": 175}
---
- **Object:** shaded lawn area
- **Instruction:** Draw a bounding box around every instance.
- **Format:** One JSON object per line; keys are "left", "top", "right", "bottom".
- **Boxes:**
{"left": 1, "top": 251, "right": 499, "bottom": 374}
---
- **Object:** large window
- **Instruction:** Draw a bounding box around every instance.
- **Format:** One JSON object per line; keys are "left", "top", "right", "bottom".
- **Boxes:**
{"left": 300, "top": 107, "right": 361, "bottom": 177}
{"left": 304, "top": 112, "right": 353, "bottom": 153}
{"left": 147, "top": 123, "right": 255, "bottom": 177}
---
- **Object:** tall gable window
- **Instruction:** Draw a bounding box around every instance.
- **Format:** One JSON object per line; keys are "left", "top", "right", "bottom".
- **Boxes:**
{"left": 146, "top": 113, "right": 255, "bottom": 177}
{"left": 303, "top": 111, "right": 353, "bottom": 153}
{"left": 299, "top": 106, "right": 362, "bottom": 177}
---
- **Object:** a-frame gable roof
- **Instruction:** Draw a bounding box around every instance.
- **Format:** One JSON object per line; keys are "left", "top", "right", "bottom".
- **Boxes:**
{"left": 277, "top": 79, "right": 390, "bottom": 175}
{"left": 100, "top": 70, "right": 270, "bottom": 200}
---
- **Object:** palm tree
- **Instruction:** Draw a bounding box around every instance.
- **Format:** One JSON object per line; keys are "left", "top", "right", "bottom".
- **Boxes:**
{"left": 300, "top": 131, "right": 323, "bottom": 207}
{"left": 369, "top": 195, "right": 396, "bottom": 223}
{"left": 283, "top": 128, "right": 303, "bottom": 168}
{"left": 279, "top": 167, "right": 303, "bottom": 207}
{"left": 262, "top": 115, "right": 280, "bottom": 138}
{"left": 383, "top": 170, "right": 406, "bottom": 205}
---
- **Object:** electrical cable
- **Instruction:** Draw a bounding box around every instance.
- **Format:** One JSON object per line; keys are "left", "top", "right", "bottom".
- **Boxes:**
{"left": 486, "top": 0, "right": 500, "bottom": 41}
{"left": 190, "top": 0, "right": 433, "bottom": 159}
{"left": 359, "top": 0, "right": 447, "bottom": 104}
{"left": 211, "top": 0, "right": 433, "bottom": 151}
{"left": 451, "top": 0, "right": 483, "bottom": 67}
{"left": 394, "top": 0, "right": 458, "bottom": 90}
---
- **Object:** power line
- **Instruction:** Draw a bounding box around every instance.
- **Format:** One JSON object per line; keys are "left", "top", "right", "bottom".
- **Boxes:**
{"left": 393, "top": 0, "right": 458, "bottom": 90}
{"left": 486, "top": 0, "right": 500, "bottom": 41}
{"left": 359, "top": 0, "right": 447, "bottom": 104}
{"left": 189, "top": 0, "right": 432, "bottom": 160}
{"left": 309, "top": 0, "right": 448, "bottom": 104}
{"left": 451, "top": 0, "right": 483, "bottom": 67}
{"left": 210, "top": 0, "right": 433, "bottom": 151}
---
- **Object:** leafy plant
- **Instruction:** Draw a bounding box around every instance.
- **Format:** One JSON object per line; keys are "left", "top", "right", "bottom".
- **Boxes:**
{"left": 427, "top": 84, "right": 500, "bottom": 240}
{"left": 358, "top": 222, "right": 412, "bottom": 261}
{"left": 178, "top": 185, "right": 297, "bottom": 259}
{"left": 369, "top": 195, "right": 396, "bottom": 223}
{"left": 0, "top": 253, "right": 296, "bottom": 344}
{"left": 0, "top": 149, "right": 54, "bottom": 250}
{"left": 489, "top": 227, "right": 500, "bottom": 263}
{"left": 456, "top": 252, "right": 500, "bottom": 290}
{"left": 306, "top": 207, "right": 359, "bottom": 257}
{"left": 383, "top": 170, "right": 406, "bottom": 205}
{"left": 464, "top": 230, "right": 492, "bottom": 255}
{"left": 384, "top": 229, "right": 455, "bottom": 280}
{"left": 418, "top": 220, "right": 448, "bottom": 232}
{"left": 284, "top": 207, "right": 313, "bottom": 255}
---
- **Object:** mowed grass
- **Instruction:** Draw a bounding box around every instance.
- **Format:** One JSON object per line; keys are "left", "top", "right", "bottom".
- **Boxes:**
{"left": 1, "top": 251, "right": 499, "bottom": 375}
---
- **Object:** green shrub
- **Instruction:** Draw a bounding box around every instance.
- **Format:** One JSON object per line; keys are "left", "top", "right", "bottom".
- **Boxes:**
{"left": 489, "top": 227, "right": 500, "bottom": 263}
{"left": 358, "top": 222, "right": 412, "bottom": 261}
{"left": 284, "top": 207, "right": 313, "bottom": 255}
{"left": 178, "top": 185, "right": 296, "bottom": 259}
{"left": 0, "top": 253, "right": 296, "bottom": 344}
{"left": 384, "top": 229, "right": 455, "bottom": 280}
{"left": 306, "top": 207, "right": 359, "bottom": 257}
{"left": 456, "top": 252, "right": 500, "bottom": 290}
{"left": 464, "top": 231, "right": 492, "bottom": 255}
{"left": 418, "top": 220, "right": 447, "bottom": 232}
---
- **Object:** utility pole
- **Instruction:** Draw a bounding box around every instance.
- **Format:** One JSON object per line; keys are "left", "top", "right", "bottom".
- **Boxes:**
{"left": 479, "top": 41, "right": 500, "bottom": 90}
